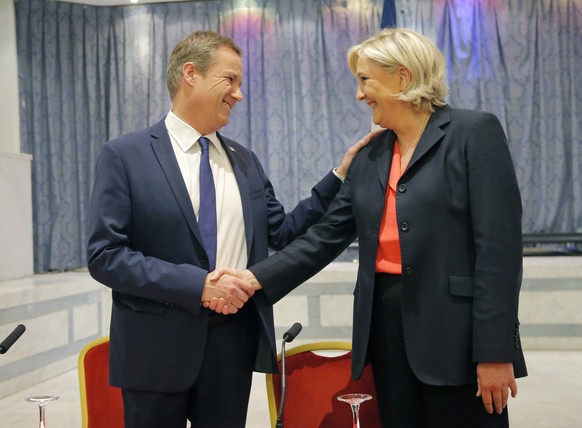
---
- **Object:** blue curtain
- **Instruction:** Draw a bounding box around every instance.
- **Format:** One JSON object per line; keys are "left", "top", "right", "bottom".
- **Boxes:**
{"left": 15, "top": 0, "right": 582, "bottom": 272}
{"left": 396, "top": 0, "right": 582, "bottom": 234}
{"left": 15, "top": 0, "right": 382, "bottom": 272}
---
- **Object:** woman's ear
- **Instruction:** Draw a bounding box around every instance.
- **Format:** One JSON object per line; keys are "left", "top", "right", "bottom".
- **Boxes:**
{"left": 398, "top": 66, "right": 411, "bottom": 90}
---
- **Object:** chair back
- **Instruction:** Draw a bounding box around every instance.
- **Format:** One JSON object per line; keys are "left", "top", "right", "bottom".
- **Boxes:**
{"left": 78, "top": 336, "right": 124, "bottom": 428}
{"left": 266, "top": 341, "right": 380, "bottom": 427}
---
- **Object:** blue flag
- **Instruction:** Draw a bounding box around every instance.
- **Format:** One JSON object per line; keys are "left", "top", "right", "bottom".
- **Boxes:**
{"left": 381, "top": 0, "right": 397, "bottom": 28}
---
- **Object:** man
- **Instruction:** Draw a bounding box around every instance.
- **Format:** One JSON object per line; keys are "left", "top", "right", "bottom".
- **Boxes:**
{"left": 87, "top": 30, "right": 370, "bottom": 428}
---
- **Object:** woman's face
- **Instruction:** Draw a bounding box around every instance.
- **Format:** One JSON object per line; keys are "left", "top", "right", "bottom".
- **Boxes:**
{"left": 355, "top": 57, "right": 404, "bottom": 128}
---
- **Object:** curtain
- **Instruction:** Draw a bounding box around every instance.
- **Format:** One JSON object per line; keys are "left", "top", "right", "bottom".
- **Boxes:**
{"left": 396, "top": 0, "right": 582, "bottom": 234}
{"left": 15, "top": 0, "right": 582, "bottom": 272}
{"left": 15, "top": 0, "right": 382, "bottom": 272}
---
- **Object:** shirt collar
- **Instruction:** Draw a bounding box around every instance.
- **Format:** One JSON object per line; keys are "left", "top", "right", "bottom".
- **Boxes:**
{"left": 165, "top": 110, "right": 223, "bottom": 155}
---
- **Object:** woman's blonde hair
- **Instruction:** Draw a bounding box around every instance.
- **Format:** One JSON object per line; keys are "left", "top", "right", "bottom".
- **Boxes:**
{"left": 347, "top": 28, "right": 448, "bottom": 111}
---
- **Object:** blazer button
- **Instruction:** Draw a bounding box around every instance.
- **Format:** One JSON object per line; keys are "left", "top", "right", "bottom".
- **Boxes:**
{"left": 397, "top": 184, "right": 407, "bottom": 193}
{"left": 400, "top": 221, "right": 409, "bottom": 232}
{"left": 404, "top": 266, "right": 413, "bottom": 275}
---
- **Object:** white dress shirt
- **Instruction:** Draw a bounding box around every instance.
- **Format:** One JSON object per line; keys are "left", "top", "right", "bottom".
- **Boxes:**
{"left": 165, "top": 111, "right": 247, "bottom": 270}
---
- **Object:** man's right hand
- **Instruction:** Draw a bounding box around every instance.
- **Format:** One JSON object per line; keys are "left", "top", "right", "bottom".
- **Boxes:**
{"left": 201, "top": 271, "right": 255, "bottom": 315}
{"left": 202, "top": 269, "right": 262, "bottom": 314}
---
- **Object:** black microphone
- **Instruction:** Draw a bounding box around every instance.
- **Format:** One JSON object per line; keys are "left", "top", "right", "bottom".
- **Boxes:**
{"left": 0, "top": 324, "right": 26, "bottom": 354}
{"left": 276, "top": 322, "right": 302, "bottom": 428}
{"left": 283, "top": 322, "right": 302, "bottom": 343}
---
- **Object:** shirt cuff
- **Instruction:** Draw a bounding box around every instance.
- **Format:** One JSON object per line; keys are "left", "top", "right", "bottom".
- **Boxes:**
{"left": 332, "top": 167, "right": 346, "bottom": 182}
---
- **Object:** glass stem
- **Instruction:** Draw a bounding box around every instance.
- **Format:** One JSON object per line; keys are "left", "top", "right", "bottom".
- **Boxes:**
{"left": 351, "top": 403, "right": 361, "bottom": 428}
{"left": 39, "top": 404, "right": 46, "bottom": 428}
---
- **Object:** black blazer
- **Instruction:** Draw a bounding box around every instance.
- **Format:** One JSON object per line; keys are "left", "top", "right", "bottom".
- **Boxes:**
{"left": 250, "top": 105, "right": 527, "bottom": 385}
{"left": 87, "top": 118, "right": 342, "bottom": 392}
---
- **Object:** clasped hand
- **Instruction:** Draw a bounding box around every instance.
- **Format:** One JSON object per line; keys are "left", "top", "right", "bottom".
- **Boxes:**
{"left": 201, "top": 268, "right": 261, "bottom": 315}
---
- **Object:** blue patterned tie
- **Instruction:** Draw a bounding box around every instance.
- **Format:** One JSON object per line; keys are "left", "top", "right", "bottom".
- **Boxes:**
{"left": 198, "top": 137, "right": 217, "bottom": 270}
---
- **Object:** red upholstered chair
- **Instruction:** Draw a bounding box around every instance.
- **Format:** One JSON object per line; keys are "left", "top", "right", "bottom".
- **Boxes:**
{"left": 78, "top": 336, "right": 124, "bottom": 428}
{"left": 265, "top": 341, "right": 381, "bottom": 427}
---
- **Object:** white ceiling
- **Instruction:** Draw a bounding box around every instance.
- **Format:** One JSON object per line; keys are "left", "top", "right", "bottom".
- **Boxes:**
{"left": 57, "top": 0, "right": 211, "bottom": 6}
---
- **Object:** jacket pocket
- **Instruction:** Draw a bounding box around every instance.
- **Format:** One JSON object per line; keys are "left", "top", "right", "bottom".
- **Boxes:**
{"left": 449, "top": 276, "right": 475, "bottom": 297}
{"left": 116, "top": 294, "right": 166, "bottom": 315}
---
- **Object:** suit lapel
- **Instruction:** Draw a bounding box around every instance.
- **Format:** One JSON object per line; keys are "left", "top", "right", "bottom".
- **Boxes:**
{"left": 404, "top": 106, "right": 450, "bottom": 175}
{"left": 375, "top": 131, "right": 396, "bottom": 193}
{"left": 149, "top": 119, "right": 204, "bottom": 245}
{"left": 218, "top": 134, "right": 254, "bottom": 258}
{"left": 371, "top": 106, "right": 449, "bottom": 202}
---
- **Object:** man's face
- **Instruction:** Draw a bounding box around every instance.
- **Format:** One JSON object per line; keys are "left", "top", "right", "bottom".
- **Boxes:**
{"left": 192, "top": 47, "right": 244, "bottom": 134}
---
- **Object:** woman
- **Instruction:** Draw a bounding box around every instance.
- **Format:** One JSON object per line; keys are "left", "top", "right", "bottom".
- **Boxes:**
{"left": 213, "top": 28, "right": 527, "bottom": 427}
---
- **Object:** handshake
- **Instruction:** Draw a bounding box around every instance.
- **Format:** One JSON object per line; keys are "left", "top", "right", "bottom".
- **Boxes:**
{"left": 201, "top": 268, "right": 262, "bottom": 315}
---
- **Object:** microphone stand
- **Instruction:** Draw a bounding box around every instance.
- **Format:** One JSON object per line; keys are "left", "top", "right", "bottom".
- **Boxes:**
{"left": 276, "top": 322, "right": 302, "bottom": 428}
{"left": 275, "top": 339, "right": 288, "bottom": 428}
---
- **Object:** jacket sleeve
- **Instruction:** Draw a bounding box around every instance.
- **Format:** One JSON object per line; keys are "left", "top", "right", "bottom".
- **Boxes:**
{"left": 247, "top": 150, "right": 344, "bottom": 250}
{"left": 86, "top": 142, "right": 207, "bottom": 315}
{"left": 250, "top": 171, "right": 358, "bottom": 304}
{"left": 467, "top": 112, "right": 523, "bottom": 362}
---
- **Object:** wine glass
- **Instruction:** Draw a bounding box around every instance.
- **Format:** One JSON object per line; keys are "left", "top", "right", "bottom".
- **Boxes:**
{"left": 25, "top": 395, "right": 59, "bottom": 428}
{"left": 337, "top": 393, "right": 372, "bottom": 428}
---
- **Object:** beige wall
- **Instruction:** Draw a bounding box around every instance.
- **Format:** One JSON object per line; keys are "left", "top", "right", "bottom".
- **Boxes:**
{"left": 0, "top": 0, "right": 21, "bottom": 154}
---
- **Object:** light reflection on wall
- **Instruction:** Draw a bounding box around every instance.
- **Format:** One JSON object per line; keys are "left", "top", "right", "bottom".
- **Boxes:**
{"left": 121, "top": 7, "right": 155, "bottom": 99}
{"left": 220, "top": 0, "right": 276, "bottom": 38}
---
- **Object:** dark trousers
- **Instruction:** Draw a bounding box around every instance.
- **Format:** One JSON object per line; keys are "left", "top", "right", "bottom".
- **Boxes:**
{"left": 122, "top": 307, "right": 259, "bottom": 428}
{"left": 369, "top": 274, "right": 509, "bottom": 428}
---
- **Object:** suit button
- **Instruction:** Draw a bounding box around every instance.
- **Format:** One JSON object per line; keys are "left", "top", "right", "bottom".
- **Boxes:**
{"left": 397, "top": 184, "right": 407, "bottom": 193}
{"left": 404, "top": 267, "right": 412, "bottom": 275}
{"left": 400, "top": 221, "right": 409, "bottom": 232}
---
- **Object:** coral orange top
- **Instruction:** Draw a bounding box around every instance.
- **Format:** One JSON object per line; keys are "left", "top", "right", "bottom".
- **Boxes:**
{"left": 376, "top": 143, "right": 407, "bottom": 274}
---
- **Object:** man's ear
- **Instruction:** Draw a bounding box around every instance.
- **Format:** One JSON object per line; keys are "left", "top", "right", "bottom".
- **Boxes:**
{"left": 182, "top": 62, "right": 198, "bottom": 87}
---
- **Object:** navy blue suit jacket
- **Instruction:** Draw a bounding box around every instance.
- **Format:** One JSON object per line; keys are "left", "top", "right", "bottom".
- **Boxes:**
{"left": 87, "top": 118, "right": 342, "bottom": 392}
{"left": 250, "top": 105, "right": 527, "bottom": 385}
